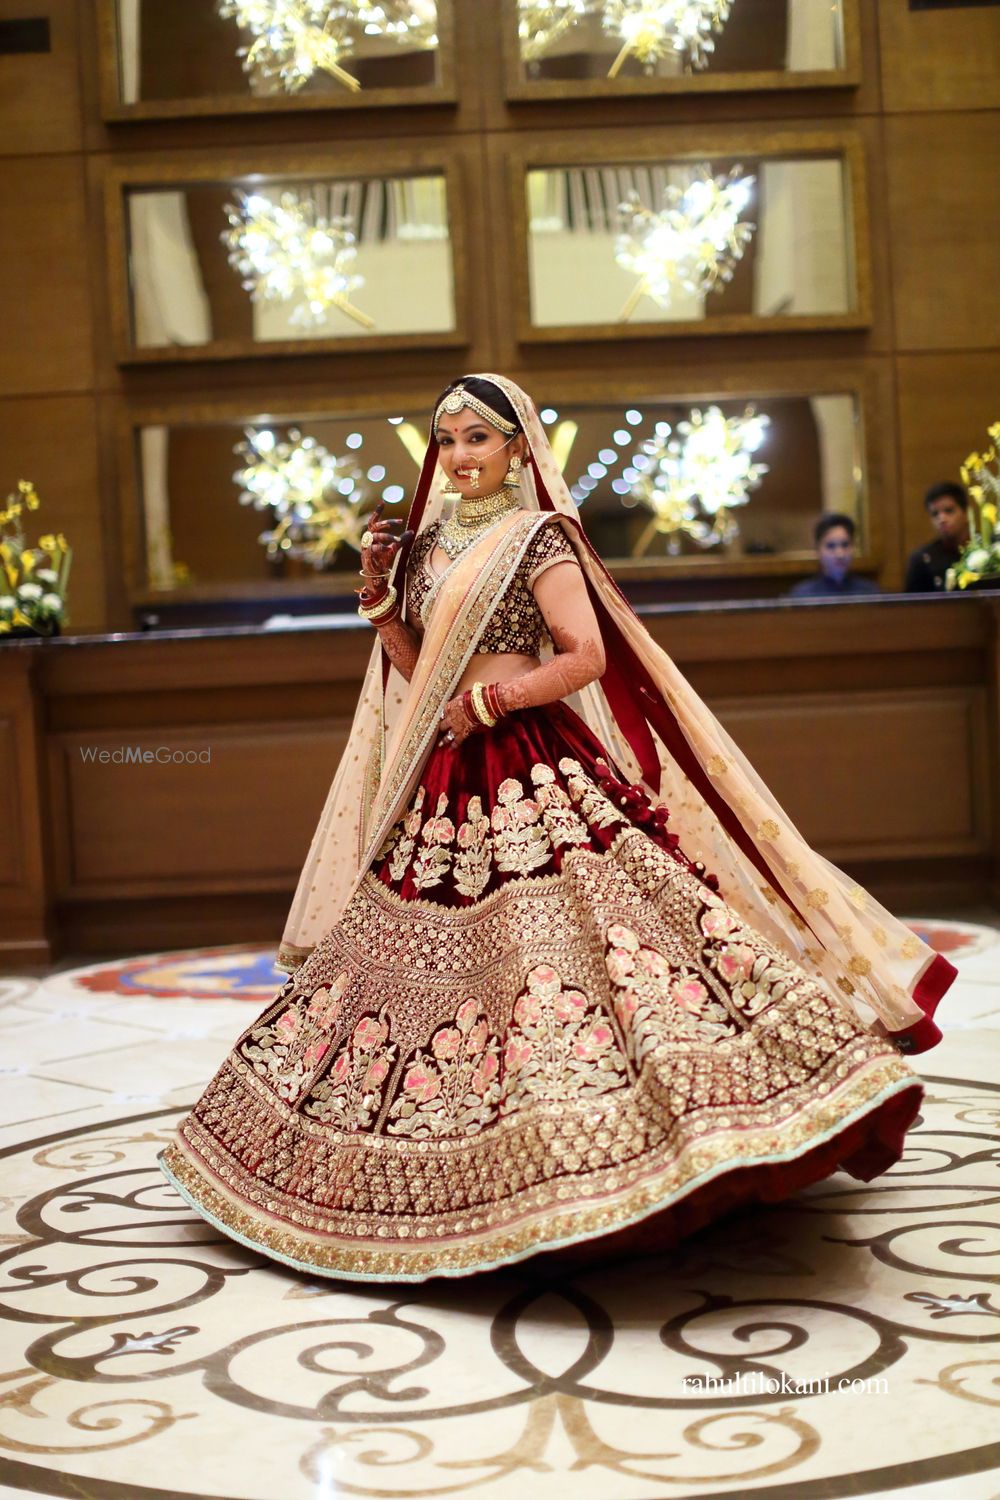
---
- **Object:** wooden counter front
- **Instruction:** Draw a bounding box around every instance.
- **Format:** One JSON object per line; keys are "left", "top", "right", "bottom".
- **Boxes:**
{"left": 1, "top": 594, "right": 998, "bottom": 970}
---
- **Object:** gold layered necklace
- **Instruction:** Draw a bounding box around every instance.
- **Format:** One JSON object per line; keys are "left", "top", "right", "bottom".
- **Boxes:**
{"left": 437, "top": 488, "right": 522, "bottom": 560}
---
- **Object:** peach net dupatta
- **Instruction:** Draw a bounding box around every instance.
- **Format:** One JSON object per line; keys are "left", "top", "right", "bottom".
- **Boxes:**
{"left": 277, "top": 504, "right": 540, "bottom": 974}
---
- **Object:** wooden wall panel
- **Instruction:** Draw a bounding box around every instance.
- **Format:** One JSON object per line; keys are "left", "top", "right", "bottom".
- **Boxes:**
{"left": 895, "top": 351, "right": 1000, "bottom": 558}
{"left": 0, "top": 396, "right": 107, "bottom": 630}
{"left": 716, "top": 687, "right": 990, "bottom": 861}
{"left": 878, "top": 0, "right": 1000, "bottom": 114}
{"left": 886, "top": 112, "right": 1000, "bottom": 353}
{"left": 0, "top": 156, "right": 94, "bottom": 395}
{"left": 0, "top": 0, "right": 82, "bottom": 155}
{"left": 51, "top": 722, "right": 350, "bottom": 895}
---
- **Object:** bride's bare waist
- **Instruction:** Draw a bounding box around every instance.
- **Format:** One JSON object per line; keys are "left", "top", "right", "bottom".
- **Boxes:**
{"left": 454, "top": 653, "right": 540, "bottom": 694}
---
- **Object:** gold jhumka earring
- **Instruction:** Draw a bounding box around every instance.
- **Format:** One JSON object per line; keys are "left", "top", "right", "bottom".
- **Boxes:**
{"left": 503, "top": 455, "right": 522, "bottom": 488}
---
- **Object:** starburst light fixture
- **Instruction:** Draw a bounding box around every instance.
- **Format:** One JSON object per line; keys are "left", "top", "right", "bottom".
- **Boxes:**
{"left": 614, "top": 164, "right": 755, "bottom": 321}
{"left": 603, "top": 0, "right": 734, "bottom": 76}
{"left": 624, "top": 405, "right": 769, "bottom": 555}
{"left": 217, "top": 1, "right": 438, "bottom": 95}
{"left": 234, "top": 427, "right": 370, "bottom": 568}
{"left": 517, "top": 0, "right": 734, "bottom": 77}
{"left": 222, "top": 190, "right": 374, "bottom": 331}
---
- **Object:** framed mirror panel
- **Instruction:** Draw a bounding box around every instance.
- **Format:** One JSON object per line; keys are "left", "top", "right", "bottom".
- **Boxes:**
{"left": 504, "top": 0, "right": 860, "bottom": 100}
{"left": 509, "top": 130, "right": 870, "bottom": 342}
{"left": 123, "top": 381, "right": 873, "bottom": 607}
{"left": 104, "top": 152, "right": 468, "bottom": 363}
{"left": 98, "top": 0, "right": 456, "bottom": 119}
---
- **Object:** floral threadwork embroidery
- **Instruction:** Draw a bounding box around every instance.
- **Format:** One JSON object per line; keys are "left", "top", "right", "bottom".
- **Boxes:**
{"left": 605, "top": 921, "right": 740, "bottom": 1065}
{"left": 412, "top": 793, "right": 456, "bottom": 891}
{"left": 302, "top": 1012, "right": 396, "bottom": 1132}
{"left": 387, "top": 998, "right": 501, "bottom": 1138}
{"left": 454, "top": 795, "right": 492, "bottom": 899}
{"left": 501, "top": 964, "right": 628, "bottom": 1115}
{"left": 380, "top": 758, "right": 628, "bottom": 900}
{"left": 241, "top": 970, "right": 353, "bottom": 1100}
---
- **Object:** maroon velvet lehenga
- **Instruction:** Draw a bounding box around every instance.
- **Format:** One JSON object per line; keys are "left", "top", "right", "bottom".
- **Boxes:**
{"left": 160, "top": 698, "right": 928, "bottom": 1280}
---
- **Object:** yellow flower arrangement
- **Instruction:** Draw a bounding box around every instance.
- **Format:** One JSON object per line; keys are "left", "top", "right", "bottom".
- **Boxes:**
{"left": 947, "top": 424, "right": 1000, "bottom": 591}
{"left": 0, "top": 481, "right": 72, "bottom": 636}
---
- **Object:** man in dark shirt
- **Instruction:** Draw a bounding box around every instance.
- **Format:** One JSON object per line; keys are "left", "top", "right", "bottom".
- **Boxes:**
{"left": 789, "top": 513, "right": 882, "bottom": 599}
{"left": 904, "top": 481, "right": 970, "bottom": 592}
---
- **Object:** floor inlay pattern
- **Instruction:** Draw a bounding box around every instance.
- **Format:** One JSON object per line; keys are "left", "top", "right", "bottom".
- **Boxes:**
{"left": 0, "top": 922, "right": 998, "bottom": 1500}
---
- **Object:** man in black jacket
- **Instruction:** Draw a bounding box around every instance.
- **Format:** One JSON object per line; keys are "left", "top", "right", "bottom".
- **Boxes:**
{"left": 904, "top": 482, "right": 970, "bottom": 592}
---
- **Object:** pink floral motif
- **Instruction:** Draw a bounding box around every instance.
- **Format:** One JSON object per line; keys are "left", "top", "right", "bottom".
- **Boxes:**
{"left": 607, "top": 924, "right": 640, "bottom": 951}
{"left": 365, "top": 1056, "right": 390, "bottom": 1088}
{"left": 504, "top": 1036, "right": 533, "bottom": 1072}
{"left": 353, "top": 1016, "right": 387, "bottom": 1052}
{"left": 636, "top": 948, "right": 670, "bottom": 979}
{"left": 386, "top": 1000, "right": 502, "bottom": 1139}
{"left": 513, "top": 992, "right": 542, "bottom": 1026}
{"left": 471, "top": 1054, "right": 499, "bottom": 1094}
{"left": 554, "top": 989, "right": 588, "bottom": 1022}
{"left": 716, "top": 945, "right": 755, "bottom": 984}
{"left": 431, "top": 1027, "right": 462, "bottom": 1060}
{"left": 403, "top": 1063, "right": 442, "bottom": 1104}
{"left": 302, "top": 1007, "right": 398, "bottom": 1132}
{"left": 303, "top": 1040, "right": 329, "bottom": 1067}
{"left": 701, "top": 907, "right": 739, "bottom": 939}
{"left": 602, "top": 922, "right": 742, "bottom": 1068}
{"left": 606, "top": 947, "right": 637, "bottom": 986}
{"left": 275, "top": 1010, "right": 300, "bottom": 1038}
{"left": 672, "top": 977, "right": 709, "bottom": 1011}
{"left": 456, "top": 998, "right": 479, "bottom": 1029}
{"left": 501, "top": 964, "right": 627, "bottom": 1116}
{"left": 466, "top": 1019, "right": 490, "bottom": 1055}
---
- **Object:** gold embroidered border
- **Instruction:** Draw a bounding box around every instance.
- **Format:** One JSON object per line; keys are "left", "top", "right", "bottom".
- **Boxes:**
{"left": 161, "top": 1055, "right": 918, "bottom": 1280}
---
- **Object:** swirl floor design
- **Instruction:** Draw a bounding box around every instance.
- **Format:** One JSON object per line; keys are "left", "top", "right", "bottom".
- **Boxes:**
{"left": 0, "top": 922, "right": 999, "bottom": 1500}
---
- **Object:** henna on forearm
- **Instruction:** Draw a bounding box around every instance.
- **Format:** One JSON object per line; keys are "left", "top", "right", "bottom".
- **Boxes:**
{"left": 374, "top": 617, "right": 421, "bottom": 681}
{"left": 494, "top": 560, "right": 606, "bottom": 714}
{"left": 495, "top": 626, "right": 605, "bottom": 714}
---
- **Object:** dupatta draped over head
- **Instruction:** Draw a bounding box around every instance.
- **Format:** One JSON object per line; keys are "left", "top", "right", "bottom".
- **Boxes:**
{"left": 278, "top": 375, "right": 952, "bottom": 1053}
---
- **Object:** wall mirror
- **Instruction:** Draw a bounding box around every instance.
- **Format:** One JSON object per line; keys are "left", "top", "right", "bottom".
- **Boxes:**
{"left": 128, "top": 388, "right": 867, "bottom": 604}
{"left": 100, "top": 0, "right": 454, "bottom": 118}
{"left": 516, "top": 136, "right": 869, "bottom": 341}
{"left": 130, "top": 407, "right": 431, "bottom": 599}
{"left": 108, "top": 163, "right": 464, "bottom": 362}
{"left": 505, "top": 0, "right": 860, "bottom": 98}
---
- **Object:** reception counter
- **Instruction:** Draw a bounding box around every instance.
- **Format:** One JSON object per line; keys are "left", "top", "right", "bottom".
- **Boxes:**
{"left": 2, "top": 593, "right": 998, "bottom": 970}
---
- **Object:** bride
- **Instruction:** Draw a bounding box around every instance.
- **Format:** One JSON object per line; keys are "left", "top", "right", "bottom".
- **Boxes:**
{"left": 160, "top": 373, "right": 954, "bottom": 1281}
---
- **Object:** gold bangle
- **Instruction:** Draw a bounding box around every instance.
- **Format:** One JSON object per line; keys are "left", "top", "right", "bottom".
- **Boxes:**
{"left": 470, "top": 680, "right": 497, "bottom": 728}
{"left": 358, "top": 584, "right": 398, "bottom": 621}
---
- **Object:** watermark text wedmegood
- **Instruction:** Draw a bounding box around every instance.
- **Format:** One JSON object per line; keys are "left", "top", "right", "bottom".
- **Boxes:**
{"left": 78, "top": 745, "right": 212, "bottom": 765}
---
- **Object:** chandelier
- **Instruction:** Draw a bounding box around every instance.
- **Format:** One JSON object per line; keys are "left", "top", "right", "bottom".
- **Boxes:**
{"left": 614, "top": 164, "right": 755, "bottom": 320}
{"left": 222, "top": 190, "right": 374, "bottom": 331}
{"left": 217, "top": 1, "right": 438, "bottom": 95}
{"left": 519, "top": 0, "right": 591, "bottom": 62}
{"left": 624, "top": 405, "right": 769, "bottom": 554}
{"left": 517, "top": 0, "right": 733, "bottom": 76}
{"left": 234, "top": 427, "right": 369, "bottom": 568}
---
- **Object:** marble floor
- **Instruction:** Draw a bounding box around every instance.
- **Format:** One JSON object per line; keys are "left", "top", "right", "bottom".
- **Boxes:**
{"left": 0, "top": 922, "right": 998, "bottom": 1500}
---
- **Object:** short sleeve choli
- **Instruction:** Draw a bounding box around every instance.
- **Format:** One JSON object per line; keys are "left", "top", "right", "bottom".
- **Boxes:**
{"left": 405, "top": 516, "right": 577, "bottom": 655}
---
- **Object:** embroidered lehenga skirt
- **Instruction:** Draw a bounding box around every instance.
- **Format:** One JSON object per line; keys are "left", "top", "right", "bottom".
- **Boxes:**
{"left": 161, "top": 703, "right": 924, "bottom": 1281}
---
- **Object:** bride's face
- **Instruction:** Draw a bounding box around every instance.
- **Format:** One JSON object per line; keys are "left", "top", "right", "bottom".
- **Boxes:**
{"left": 435, "top": 411, "right": 527, "bottom": 498}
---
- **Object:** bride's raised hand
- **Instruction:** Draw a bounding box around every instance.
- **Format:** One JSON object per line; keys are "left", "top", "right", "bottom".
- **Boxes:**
{"left": 361, "top": 500, "right": 410, "bottom": 581}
